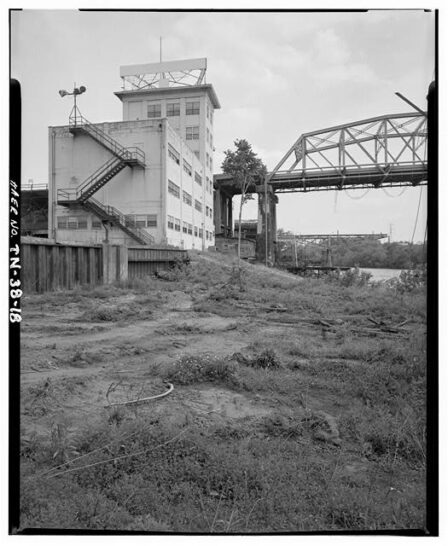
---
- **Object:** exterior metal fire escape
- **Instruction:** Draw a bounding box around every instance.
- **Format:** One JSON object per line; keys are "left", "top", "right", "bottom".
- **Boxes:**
{"left": 57, "top": 113, "right": 154, "bottom": 245}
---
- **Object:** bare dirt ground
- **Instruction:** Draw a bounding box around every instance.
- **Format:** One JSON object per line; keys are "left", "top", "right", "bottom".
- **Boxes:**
{"left": 19, "top": 252, "right": 427, "bottom": 532}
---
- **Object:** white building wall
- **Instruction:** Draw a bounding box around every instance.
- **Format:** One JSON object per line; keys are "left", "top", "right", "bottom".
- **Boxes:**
{"left": 49, "top": 81, "right": 218, "bottom": 250}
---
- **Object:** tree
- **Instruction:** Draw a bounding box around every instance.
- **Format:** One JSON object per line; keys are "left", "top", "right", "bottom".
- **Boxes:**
{"left": 221, "top": 139, "right": 267, "bottom": 283}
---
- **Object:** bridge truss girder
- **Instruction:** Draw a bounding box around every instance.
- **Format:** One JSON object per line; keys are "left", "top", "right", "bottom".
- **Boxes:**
{"left": 268, "top": 112, "right": 427, "bottom": 193}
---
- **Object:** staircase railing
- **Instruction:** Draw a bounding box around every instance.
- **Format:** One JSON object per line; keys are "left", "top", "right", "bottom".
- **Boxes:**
{"left": 69, "top": 112, "right": 145, "bottom": 165}
{"left": 76, "top": 157, "right": 125, "bottom": 200}
{"left": 85, "top": 197, "right": 154, "bottom": 245}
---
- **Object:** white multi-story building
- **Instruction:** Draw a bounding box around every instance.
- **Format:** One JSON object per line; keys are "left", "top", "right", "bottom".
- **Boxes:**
{"left": 49, "top": 58, "right": 220, "bottom": 249}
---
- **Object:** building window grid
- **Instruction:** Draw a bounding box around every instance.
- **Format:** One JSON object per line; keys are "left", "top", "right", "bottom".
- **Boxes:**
{"left": 194, "top": 172, "right": 202, "bottom": 186}
{"left": 167, "top": 102, "right": 180, "bottom": 116}
{"left": 168, "top": 144, "right": 180, "bottom": 165}
{"left": 183, "top": 160, "right": 192, "bottom": 177}
{"left": 58, "top": 216, "right": 87, "bottom": 230}
{"left": 186, "top": 126, "right": 199, "bottom": 140}
{"left": 186, "top": 101, "right": 200, "bottom": 115}
{"left": 182, "top": 191, "right": 192, "bottom": 206}
{"left": 147, "top": 103, "right": 161, "bottom": 118}
{"left": 168, "top": 179, "right": 180, "bottom": 198}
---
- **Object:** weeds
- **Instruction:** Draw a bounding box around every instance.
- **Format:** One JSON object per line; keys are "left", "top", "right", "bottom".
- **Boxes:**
{"left": 164, "top": 354, "right": 237, "bottom": 385}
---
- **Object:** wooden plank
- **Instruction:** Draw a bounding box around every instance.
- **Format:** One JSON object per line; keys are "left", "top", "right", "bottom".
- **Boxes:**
{"left": 37, "top": 245, "right": 47, "bottom": 293}
{"left": 89, "top": 247, "right": 96, "bottom": 285}
{"left": 51, "top": 245, "right": 60, "bottom": 291}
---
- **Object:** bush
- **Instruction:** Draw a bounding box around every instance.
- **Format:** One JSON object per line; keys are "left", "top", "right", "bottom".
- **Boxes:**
{"left": 232, "top": 349, "right": 281, "bottom": 369}
{"left": 165, "top": 354, "right": 236, "bottom": 385}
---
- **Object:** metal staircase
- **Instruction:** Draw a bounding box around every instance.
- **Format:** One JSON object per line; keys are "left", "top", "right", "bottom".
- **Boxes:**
{"left": 69, "top": 113, "right": 146, "bottom": 168}
{"left": 58, "top": 191, "right": 154, "bottom": 245}
{"left": 58, "top": 113, "right": 154, "bottom": 245}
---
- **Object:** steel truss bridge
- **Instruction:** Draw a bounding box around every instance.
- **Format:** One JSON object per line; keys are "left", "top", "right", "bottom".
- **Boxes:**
{"left": 215, "top": 112, "right": 427, "bottom": 194}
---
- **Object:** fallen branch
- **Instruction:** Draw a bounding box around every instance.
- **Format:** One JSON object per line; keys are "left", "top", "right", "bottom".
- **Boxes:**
{"left": 104, "top": 382, "right": 174, "bottom": 408}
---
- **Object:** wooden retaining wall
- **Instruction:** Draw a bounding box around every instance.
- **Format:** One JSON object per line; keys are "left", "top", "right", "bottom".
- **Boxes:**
{"left": 21, "top": 237, "right": 190, "bottom": 292}
{"left": 128, "top": 246, "right": 189, "bottom": 278}
{"left": 21, "top": 237, "right": 103, "bottom": 293}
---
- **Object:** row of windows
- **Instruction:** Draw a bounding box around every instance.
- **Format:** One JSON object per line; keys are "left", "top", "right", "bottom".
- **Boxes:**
{"left": 57, "top": 216, "right": 88, "bottom": 229}
{"left": 148, "top": 101, "right": 200, "bottom": 119}
{"left": 125, "top": 214, "right": 157, "bottom": 228}
{"left": 167, "top": 216, "right": 214, "bottom": 240}
{"left": 171, "top": 181, "right": 212, "bottom": 215}
{"left": 58, "top": 215, "right": 158, "bottom": 230}
{"left": 182, "top": 221, "right": 193, "bottom": 235}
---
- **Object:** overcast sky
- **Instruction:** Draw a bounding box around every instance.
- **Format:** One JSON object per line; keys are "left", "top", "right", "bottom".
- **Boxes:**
{"left": 11, "top": 9, "right": 434, "bottom": 242}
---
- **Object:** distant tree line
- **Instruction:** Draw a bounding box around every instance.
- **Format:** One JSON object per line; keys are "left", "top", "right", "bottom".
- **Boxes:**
{"left": 277, "top": 232, "right": 426, "bottom": 269}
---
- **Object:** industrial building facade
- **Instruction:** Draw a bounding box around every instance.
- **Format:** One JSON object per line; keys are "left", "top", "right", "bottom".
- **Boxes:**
{"left": 49, "top": 58, "right": 220, "bottom": 249}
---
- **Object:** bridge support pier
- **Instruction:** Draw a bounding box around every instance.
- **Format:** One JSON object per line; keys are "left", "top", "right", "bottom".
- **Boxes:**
{"left": 256, "top": 185, "right": 278, "bottom": 265}
{"left": 213, "top": 187, "right": 234, "bottom": 238}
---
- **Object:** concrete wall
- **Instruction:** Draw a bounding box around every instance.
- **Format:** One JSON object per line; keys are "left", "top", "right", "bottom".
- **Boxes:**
{"left": 49, "top": 118, "right": 214, "bottom": 250}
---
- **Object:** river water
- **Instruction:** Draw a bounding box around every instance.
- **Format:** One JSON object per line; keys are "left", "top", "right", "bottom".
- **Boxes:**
{"left": 360, "top": 268, "right": 403, "bottom": 281}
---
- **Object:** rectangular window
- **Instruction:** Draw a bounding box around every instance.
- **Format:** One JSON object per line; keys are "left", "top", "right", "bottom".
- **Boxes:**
{"left": 167, "top": 215, "right": 174, "bottom": 230}
{"left": 92, "top": 219, "right": 102, "bottom": 229}
{"left": 210, "top": 109, "right": 213, "bottom": 124}
{"left": 194, "top": 226, "right": 198, "bottom": 237}
{"left": 194, "top": 199, "right": 202, "bottom": 213}
{"left": 135, "top": 214, "right": 147, "bottom": 228}
{"left": 182, "top": 222, "right": 188, "bottom": 234}
{"left": 146, "top": 214, "right": 157, "bottom": 228}
{"left": 199, "top": 228, "right": 203, "bottom": 238}
{"left": 183, "top": 159, "right": 192, "bottom": 177}
{"left": 168, "top": 179, "right": 180, "bottom": 198}
{"left": 187, "top": 223, "right": 193, "bottom": 235}
{"left": 186, "top": 101, "right": 200, "bottom": 115}
{"left": 210, "top": 133, "right": 213, "bottom": 149}
{"left": 168, "top": 144, "right": 180, "bottom": 165}
{"left": 174, "top": 218, "right": 181, "bottom": 232}
{"left": 166, "top": 102, "right": 180, "bottom": 116}
{"left": 147, "top": 103, "right": 161, "bottom": 118}
{"left": 182, "top": 191, "right": 192, "bottom": 206}
{"left": 186, "top": 126, "right": 199, "bottom": 140}
{"left": 194, "top": 151, "right": 200, "bottom": 159}
{"left": 206, "top": 128, "right": 210, "bottom": 145}
{"left": 194, "top": 172, "right": 202, "bottom": 186}
{"left": 59, "top": 216, "right": 88, "bottom": 229}
{"left": 206, "top": 153, "right": 209, "bottom": 169}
